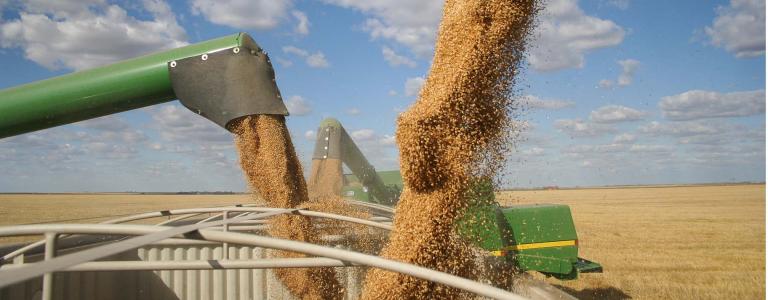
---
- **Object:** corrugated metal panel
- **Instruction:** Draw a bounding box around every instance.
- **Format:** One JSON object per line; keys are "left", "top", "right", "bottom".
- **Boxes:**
{"left": 0, "top": 243, "right": 366, "bottom": 300}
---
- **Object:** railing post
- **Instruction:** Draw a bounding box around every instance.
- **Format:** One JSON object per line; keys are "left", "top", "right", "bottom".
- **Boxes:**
{"left": 223, "top": 211, "right": 229, "bottom": 260}
{"left": 42, "top": 232, "right": 57, "bottom": 300}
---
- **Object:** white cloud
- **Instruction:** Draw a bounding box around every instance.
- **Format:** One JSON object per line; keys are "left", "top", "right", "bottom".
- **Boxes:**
{"left": 521, "top": 95, "right": 575, "bottom": 110}
{"left": 286, "top": 95, "right": 312, "bottom": 116}
{"left": 191, "top": 0, "right": 292, "bottom": 30}
{"left": 351, "top": 129, "right": 376, "bottom": 141}
{"left": 345, "top": 108, "right": 361, "bottom": 116}
{"left": 613, "top": 133, "right": 636, "bottom": 144}
{"left": 404, "top": 76, "right": 425, "bottom": 97}
{"left": 528, "top": 0, "right": 625, "bottom": 72}
{"left": 382, "top": 46, "right": 416, "bottom": 67}
{"left": 659, "top": 89, "right": 765, "bottom": 121}
{"left": 388, "top": 90, "right": 398, "bottom": 96}
{"left": 602, "top": 59, "right": 640, "bottom": 88}
{"left": 705, "top": 0, "right": 765, "bottom": 58}
{"left": 274, "top": 57, "right": 293, "bottom": 67}
{"left": 77, "top": 115, "right": 131, "bottom": 132}
{"left": 292, "top": 10, "right": 310, "bottom": 36}
{"left": 605, "top": 0, "right": 630, "bottom": 10}
{"left": 282, "top": 45, "right": 309, "bottom": 56}
{"left": 0, "top": 0, "right": 187, "bottom": 70}
{"left": 379, "top": 134, "right": 396, "bottom": 146}
{"left": 150, "top": 104, "right": 231, "bottom": 142}
{"left": 521, "top": 147, "right": 546, "bottom": 156}
{"left": 306, "top": 52, "right": 329, "bottom": 68}
{"left": 304, "top": 130, "right": 316, "bottom": 140}
{"left": 639, "top": 119, "right": 763, "bottom": 146}
{"left": 282, "top": 45, "right": 329, "bottom": 68}
{"left": 616, "top": 59, "right": 640, "bottom": 86}
{"left": 322, "top": 0, "right": 444, "bottom": 58}
{"left": 589, "top": 105, "right": 646, "bottom": 123}
{"left": 554, "top": 119, "right": 615, "bottom": 137}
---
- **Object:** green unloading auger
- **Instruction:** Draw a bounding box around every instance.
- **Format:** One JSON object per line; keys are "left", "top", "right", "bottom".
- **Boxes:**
{"left": 0, "top": 33, "right": 288, "bottom": 139}
{"left": 312, "top": 118, "right": 398, "bottom": 205}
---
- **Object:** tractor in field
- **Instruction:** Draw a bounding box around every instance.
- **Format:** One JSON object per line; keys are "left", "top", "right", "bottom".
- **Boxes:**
{"left": 0, "top": 33, "right": 599, "bottom": 299}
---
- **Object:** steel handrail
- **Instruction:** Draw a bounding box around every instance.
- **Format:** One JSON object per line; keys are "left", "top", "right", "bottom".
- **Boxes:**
{"left": 0, "top": 223, "right": 527, "bottom": 300}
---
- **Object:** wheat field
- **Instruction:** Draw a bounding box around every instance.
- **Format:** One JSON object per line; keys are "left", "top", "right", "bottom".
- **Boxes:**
{"left": 0, "top": 184, "right": 764, "bottom": 299}
{"left": 497, "top": 184, "right": 765, "bottom": 300}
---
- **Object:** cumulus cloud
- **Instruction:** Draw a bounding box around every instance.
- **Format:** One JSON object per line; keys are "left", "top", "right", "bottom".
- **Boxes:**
{"left": 605, "top": 0, "right": 630, "bottom": 10}
{"left": 382, "top": 46, "right": 416, "bottom": 67}
{"left": 599, "top": 59, "right": 640, "bottom": 88}
{"left": 286, "top": 95, "right": 312, "bottom": 116}
{"left": 521, "top": 95, "right": 575, "bottom": 110}
{"left": 613, "top": 133, "right": 636, "bottom": 144}
{"left": 292, "top": 10, "right": 310, "bottom": 36}
{"left": 305, "top": 52, "right": 330, "bottom": 68}
{"left": 705, "top": 0, "right": 765, "bottom": 58}
{"left": 150, "top": 104, "right": 231, "bottom": 142}
{"left": 282, "top": 45, "right": 329, "bottom": 68}
{"left": 404, "top": 76, "right": 425, "bottom": 97}
{"left": 350, "top": 129, "right": 376, "bottom": 141}
{"left": 638, "top": 119, "right": 763, "bottom": 145}
{"left": 528, "top": 0, "right": 625, "bottom": 72}
{"left": 659, "top": 89, "right": 765, "bottom": 121}
{"left": 589, "top": 105, "right": 646, "bottom": 123}
{"left": 322, "top": 0, "right": 443, "bottom": 57}
{"left": 274, "top": 57, "right": 293, "bottom": 67}
{"left": 304, "top": 130, "right": 316, "bottom": 140}
{"left": 554, "top": 119, "right": 615, "bottom": 137}
{"left": 0, "top": 0, "right": 187, "bottom": 70}
{"left": 345, "top": 108, "right": 361, "bottom": 116}
{"left": 282, "top": 45, "right": 308, "bottom": 56}
{"left": 379, "top": 134, "right": 396, "bottom": 146}
{"left": 191, "top": 0, "right": 292, "bottom": 30}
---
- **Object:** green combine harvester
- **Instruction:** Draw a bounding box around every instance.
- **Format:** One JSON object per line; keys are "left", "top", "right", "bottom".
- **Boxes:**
{"left": 311, "top": 118, "right": 602, "bottom": 280}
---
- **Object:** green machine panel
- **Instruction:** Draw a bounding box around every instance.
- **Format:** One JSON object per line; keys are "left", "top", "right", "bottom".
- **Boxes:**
{"left": 502, "top": 204, "right": 578, "bottom": 244}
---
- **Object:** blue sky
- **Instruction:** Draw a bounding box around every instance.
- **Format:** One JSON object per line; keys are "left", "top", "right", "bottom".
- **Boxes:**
{"left": 0, "top": 0, "right": 764, "bottom": 192}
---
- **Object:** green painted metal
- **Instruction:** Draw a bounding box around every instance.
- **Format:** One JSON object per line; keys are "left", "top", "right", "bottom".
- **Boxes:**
{"left": 0, "top": 33, "right": 248, "bottom": 139}
{"left": 502, "top": 204, "right": 578, "bottom": 244}
{"left": 314, "top": 118, "right": 397, "bottom": 205}
{"left": 455, "top": 179, "right": 510, "bottom": 251}
{"left": 457, "top": 200, "right": 601, "bottom": 280}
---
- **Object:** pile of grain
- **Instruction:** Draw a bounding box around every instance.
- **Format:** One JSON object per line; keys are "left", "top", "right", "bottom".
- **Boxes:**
{"left": 307, "top": 157, "right": 381, "bottom": 256}
{"left": 232, "top": 115, "right": 343, "bottom": 300}
{"left": 308, "top": 158, "right": 344, "bottom": 199}
{"left": 361, "top": 0, "right": 538, "bottom": 298}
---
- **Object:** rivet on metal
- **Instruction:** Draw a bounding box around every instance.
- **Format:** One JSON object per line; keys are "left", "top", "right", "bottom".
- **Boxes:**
{"left": 232, "top": 47, "right": 240, "bottom": 54}
{"left": 201, "top": 54, "right": 208, "bottom": 61}
{"left": 169, "top": 61, "right": 176, "bottom": 68}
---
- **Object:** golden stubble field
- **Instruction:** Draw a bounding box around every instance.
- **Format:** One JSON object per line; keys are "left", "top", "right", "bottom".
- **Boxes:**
{"left": 0, "top": 184, "right": 763, "bottom": 299}
{"left": 0, "top": 194, "right": 251, "bottom": 245}
{"left": 497, "top": 184, "right": 765, "bottom": 300}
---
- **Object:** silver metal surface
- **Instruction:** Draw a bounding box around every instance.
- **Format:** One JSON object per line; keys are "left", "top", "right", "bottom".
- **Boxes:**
{"left": 0, "top": 223, "right": 527, "bottom": 300}
{"left": 0, "top": 209, "right": 297, "bottom": 288}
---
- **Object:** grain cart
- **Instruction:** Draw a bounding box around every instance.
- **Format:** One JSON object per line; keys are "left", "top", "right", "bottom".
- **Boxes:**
{"left": 311, "top": 118, "right": 602, "bottom": 281}
{"left": 0, "top": 33, "right": 567, "bottom": 300}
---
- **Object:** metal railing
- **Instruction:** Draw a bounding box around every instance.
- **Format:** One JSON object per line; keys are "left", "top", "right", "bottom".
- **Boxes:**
{"left": 0, "top": 202, "right": 526, "bottom": 300}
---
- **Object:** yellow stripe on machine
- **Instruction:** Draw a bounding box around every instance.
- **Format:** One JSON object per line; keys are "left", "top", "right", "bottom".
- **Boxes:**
{"left": 489, "top": 240, "right": 576, "bottom": 256}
